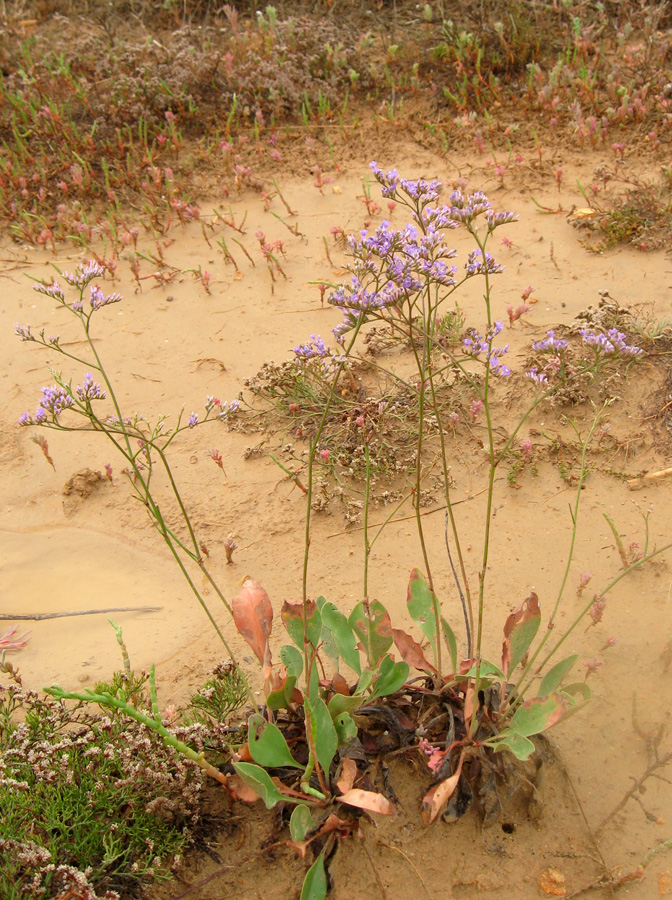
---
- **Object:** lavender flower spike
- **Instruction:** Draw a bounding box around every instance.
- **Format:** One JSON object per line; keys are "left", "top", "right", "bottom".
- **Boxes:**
{"left": 532, "top": 330, "right": 569, "bottom": 353}
{"left": 62, "top": 261, "right": 105, "bottom": 286}
{"left": 75, "top": 373, "right": 106, "bottom": 402}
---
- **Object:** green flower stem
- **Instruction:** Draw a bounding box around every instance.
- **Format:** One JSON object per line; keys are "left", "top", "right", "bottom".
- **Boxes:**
{"left": 363, "top": 445, "right": 371, "bottom": 598}
{"left": 531, "top": 539, "right": 672, "bottom": 684}
{"left": 46, "top": 674, "right": 230, "bottom": 788}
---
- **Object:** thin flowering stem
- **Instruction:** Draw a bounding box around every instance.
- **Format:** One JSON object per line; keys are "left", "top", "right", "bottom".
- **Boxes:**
{"left": 503, "top": 406, "right": 608, "bottom": 712}
{"left": 363, "top": 445, "right": 371, "bottom": 599}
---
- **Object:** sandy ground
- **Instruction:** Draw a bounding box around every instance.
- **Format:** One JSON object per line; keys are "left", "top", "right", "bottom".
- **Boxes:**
{"left": 2, "top": 147, "right": 672, "bottom": 898}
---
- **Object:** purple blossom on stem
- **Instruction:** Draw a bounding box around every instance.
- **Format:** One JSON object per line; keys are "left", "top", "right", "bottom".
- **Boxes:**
{"left": 293, "top": 334, "right": 329, "bottom": 359}
{"left": 465, "top": 249, "right": 504, "bottom": 276}
{"left": 89, "top": 285, "right": 122, "bottom": 311}
{"left": 369, "top": 161, "right": 400, "bottom": 198}
{"left": 21, "top": 385, "right": 75, "bottom": 424}
{"left": 218, "top": 400, "right": 241, "bottom": 420}
{"left": 525, "top": 368, "right": 549, "bottom": 386}
{"left": 62, "top": 261, "right": 104, "bottom": 286}
{"left": 449, "top": 188, "right": 493, "bottom": 224}
{"left": 532, "top": 330, "right": 569, "bottom": 353}
{"left": 75, "top": 373, "right": 106, "bottom": 402}
{"left": 33, "top": 279, "right": 65, "bottom": 303}
{"left": 14, "top": 323, "right": 33, "bottom": 341}
{"left": 579, "top": 328, "right": 642, "bottom": 356}
{"left": 188, "top": 413, "right": 198, "bottom": 428}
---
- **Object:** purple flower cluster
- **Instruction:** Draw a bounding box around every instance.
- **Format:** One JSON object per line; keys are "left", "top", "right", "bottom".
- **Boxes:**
{"left": 14, "top": 323, "right": 33, "bottom": 341}
{"left": 20, "top": 384, "right": 75, "bottom": 425}
{"left": 62, "top": 261, "right": 104, "bottom": 286}
{"left": 89, "top": 285, "right": 122, "bottom": 311}
{"left": 293, "top": 334, "right": 330, "bottom": 360}
{"left": 369, "top": 162, "right": 442, "bottom": 204}
{"left": 449, "top": 188, "right": 492, "bottom": 224}
{"left": 465, "top": 249, "right": 504, "bottom": 277}
{"left": 74, "top": 373, "right": 106, "bottom": 402}
{"left": 463, "top": 322, "right": 510, "bottom": 376}
{"left": 532, "top": 330, "right": 569, "bottom": 353}
{"left": 219, "top": 399, "right": 240, "bottom": 420}
{"left": 369, "top": 162, "right": 401, "bottom": 198}
{"left": 579, "top": 328, "right": 642, "bottom": 356}
{"left": 33, "top": 279, "right": 65, "bottom": 303}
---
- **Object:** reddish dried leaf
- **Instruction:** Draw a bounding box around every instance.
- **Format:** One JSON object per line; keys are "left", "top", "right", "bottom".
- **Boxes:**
{"left": 393, "top": 628, "right": 438, "bottom": 674}
{"left": 227, "top": 774, "right": 261, "bottom": 804}
{"left": 336, "top": 758, "right": 358, "bottom": 794}
{"left": 232, "top": 578, "right": 273, "bottom": 674}
{"left": 501, "top": 592, "right": 541, "bottom": 677}
{"left": 339, "top": 788, "right": 394, "bottom": 816}
{"left": 421, "top": 750, "right": 466, "bottom": 826}
{"left": 331, "top": 672, "right": 351, "bottom": 696}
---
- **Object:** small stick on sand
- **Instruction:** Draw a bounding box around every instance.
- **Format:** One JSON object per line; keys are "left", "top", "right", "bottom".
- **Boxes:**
{"left": 0, "top": 606, "right": 162, "bottom": 621}
{"left": 627, "top": 467, "right": 672, "bottom": 490}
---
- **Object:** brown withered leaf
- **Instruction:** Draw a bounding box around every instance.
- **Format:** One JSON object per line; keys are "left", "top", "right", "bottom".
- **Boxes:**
{"left": 336, "top": 758, "right": 358, "bottom": 795}
{"left": 339, "top": 788, "right": 394, "bottom": 816}
{"left": 232, "top": 578, "right": 273, "bottom": 676}
{"left": 393, "top": 628, "right": 438, "bottom": 674}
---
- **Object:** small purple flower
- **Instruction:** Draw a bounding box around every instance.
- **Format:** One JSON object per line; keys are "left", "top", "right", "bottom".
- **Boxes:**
{"left": 35, "top": 384, "right": 75, "bottom": 418}
{"left": 579, "top": 328, "right": 642, "bottom": 357}
{"left": 532, "top": 330, "right": 568, "bottom": 354}
{"left": 465, "top": 249, "right": 504, "bottom": 277}
{"left": 33, "top": 279, "right": 65, "bottom": 302}
{"left": 89, "top": 285, "right": 122, "bottom": 311}
{"left": 14, "top": 323, "right": 33, "bottom": 341}
{"left": 62, "top": 261, "right": 105, "bottom": 286}
{"left": 188, "top": 413, "right": 198, "bottom": 428}
{"left": 525, "top": 368, "right": 548, "bottom": 386}
{"left": 293, "top": 334, "right": 329, "bottom": 359}
{"left": 485, "top": 209, "right": 519, "bottom": 230}
{"left": 369, "top": 161, "right": 400, "bottom": 198}
{"left": 75, "top": 373, "right": 106, "bottom": 402}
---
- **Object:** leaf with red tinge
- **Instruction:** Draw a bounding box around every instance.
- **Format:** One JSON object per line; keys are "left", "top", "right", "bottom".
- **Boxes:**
{"left": 421, "top": 750, "right": 466, "bottom": 825}
{"left": 509, "top": 692, "right": 571, "bottom": 737}
{"left": 232, "top": 579, "right": 273, "bottom": 677}
{"left": 339, "top": 788, "right": 394, "bottom": 816}
{"left": 227, "top": 773, "right": 261, "bottom": 803}
{"left": 336, "top": 758, "right": 358, "bottom": 794}
{"left": 407, "top": 568, "right": 438, "bottom": 654}
{"left": 501, "top": 592, "right": 541, "bottom": 677}
{"left": 282, "top": 600, "right": 322, "bottom": 650}
{"left": 393, "top": 628, "right": 438, "bottom": 674}
{"left": 348, "top": 600, "right": 393, "bottom": 668}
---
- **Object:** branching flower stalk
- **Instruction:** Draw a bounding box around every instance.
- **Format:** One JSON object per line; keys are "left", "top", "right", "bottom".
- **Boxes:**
{"left": 16, "top": 263, "right": 241, "bottom": 663}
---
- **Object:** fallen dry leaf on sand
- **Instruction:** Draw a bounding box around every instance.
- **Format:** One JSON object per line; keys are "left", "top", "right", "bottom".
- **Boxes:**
{"left": 539, "top": 868, "right": 566, "bottom": 896}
